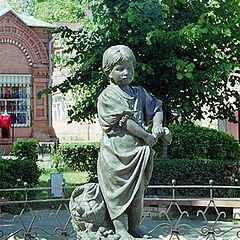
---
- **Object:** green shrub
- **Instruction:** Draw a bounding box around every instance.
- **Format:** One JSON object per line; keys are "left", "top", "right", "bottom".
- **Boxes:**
{"left": 154, "top": 123, "right": 240, "bottom": 164}
{"left": 12, "top": 139, "right": 38, "bottom": 162}
{"left": 0, "top": 156, "right": 41, "bottom": 200}
{"left": 151, "top": 124, "right": 240, "bottom": 197}
{"left": 0, "top": 139, "right": 41, "bottom": 201}
{"left": 52, "top": 124, "right": 240, "bottom": 194}
{"left": 148, "top": 157, "right": 239, "bottom": 197}
{"left": 52, "top": 142, "right": 101, "bottom": 181}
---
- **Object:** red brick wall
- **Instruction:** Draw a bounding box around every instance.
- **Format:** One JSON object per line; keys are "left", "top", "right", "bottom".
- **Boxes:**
{"left": 0, "top": 43, "right": 31, "bottom": 74}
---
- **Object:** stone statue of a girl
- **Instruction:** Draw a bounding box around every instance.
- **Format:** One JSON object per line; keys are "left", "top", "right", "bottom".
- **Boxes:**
{"left": 97, "top": 45, "right": 170, "bottom": 239}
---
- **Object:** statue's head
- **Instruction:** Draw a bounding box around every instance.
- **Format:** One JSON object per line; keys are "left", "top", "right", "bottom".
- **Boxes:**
{"left": 102, "top": 45, "right": 136, "bottom": 78}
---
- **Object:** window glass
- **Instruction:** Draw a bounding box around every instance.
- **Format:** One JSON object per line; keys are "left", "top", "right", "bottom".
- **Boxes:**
{"left": 52, "top": 94, "right": 69, "bottom": 121}
{"left": 0, "top": 75, "right": 31, "bottom": 127}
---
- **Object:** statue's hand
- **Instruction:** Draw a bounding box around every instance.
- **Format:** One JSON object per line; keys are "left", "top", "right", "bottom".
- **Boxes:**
{"left": 152, "top": 124, "right": 164, "bottom": 138}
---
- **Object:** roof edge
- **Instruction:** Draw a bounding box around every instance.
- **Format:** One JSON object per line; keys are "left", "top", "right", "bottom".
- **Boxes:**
{"left": 0, "top": 8, "right": 55, "bottom": 28}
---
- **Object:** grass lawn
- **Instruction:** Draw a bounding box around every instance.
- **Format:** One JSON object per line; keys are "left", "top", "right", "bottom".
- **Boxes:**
{"left": 3, "top": 170, "right": 89, "bottom": 213}
{"left": 29, "top": 169, "right": 89, "bottom": 209}
{"left": 38, "top": 169, "right": 89, "bottom": 187}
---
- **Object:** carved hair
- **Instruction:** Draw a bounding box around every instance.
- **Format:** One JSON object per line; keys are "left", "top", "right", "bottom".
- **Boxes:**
{"left": 102, "top": 45, "right": 136, "bottom": 77}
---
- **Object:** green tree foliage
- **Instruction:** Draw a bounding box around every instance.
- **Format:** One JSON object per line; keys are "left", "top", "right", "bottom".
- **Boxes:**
{"left": 34, "top": 0, "right": 83, "bottom": 23}
{"left": 6, "top": 0, "right": 83, "bottom": 22}
{"left": 40, "top": 0, "right": 240, "bottom": 125}
{"left": 6, "top": 0, "right": 38, "bottom": 15}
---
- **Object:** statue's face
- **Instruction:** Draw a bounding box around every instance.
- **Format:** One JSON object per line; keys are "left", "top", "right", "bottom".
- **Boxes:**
{"left": 109, "top": 60, "right": 134, "bottom": 88}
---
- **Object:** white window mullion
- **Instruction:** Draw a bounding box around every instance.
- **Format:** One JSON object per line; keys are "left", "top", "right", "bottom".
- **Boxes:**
{"left": 3, "top": 75, "right": 7, "bottom": 86}
{"left": 26, "top": 83, "right": 31, "bottom": 127}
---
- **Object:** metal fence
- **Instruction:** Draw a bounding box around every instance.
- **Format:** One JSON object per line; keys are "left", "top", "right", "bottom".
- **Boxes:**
{"left": 38, "top": 141, "right": 59, "bottom": 159}
{"left": 0, "top": 141, "right": 58, "bottom": 159}
{"left": 0, "top": 181, "right": 239, "bottom": 240}
{"left": 146, "top": 180, "right": 240, "bottom": 239}
{"left": 0, "top": 183, "right": 75, "bottom": 240}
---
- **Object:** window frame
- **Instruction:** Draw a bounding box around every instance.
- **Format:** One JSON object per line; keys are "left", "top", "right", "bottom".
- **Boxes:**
{"left": 0, "top": 74, "right": 31, "bottom": 127}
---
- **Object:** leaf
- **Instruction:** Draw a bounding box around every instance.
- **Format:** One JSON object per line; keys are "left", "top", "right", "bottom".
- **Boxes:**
{"left": 36, "top": 91, "right": 43, "bottom": 100}
{"left": 146, "top": 31, "right": 154, "bottom": 45}
{"left": 129, "top": 2, "right": 135, "bottom": 7}
{"left": 177, "top": 73, "right": 184, "bottom": 80}
{"left": 224, "top": 28, "right": 232, "bottom": 37}
{"left": 185, "top": 72, "right": 192, "bottom": 79}
{"left": 46, "top": 29, "right": 52, "bottom": 34}
{"left": 176, "top": 63, "right": 181, "bottom": 71}
{"left": 42, "top": 88, "right": 52, "bottom": 94}
{"left": 187, "top": 63, "right": 195, "bottom": 72}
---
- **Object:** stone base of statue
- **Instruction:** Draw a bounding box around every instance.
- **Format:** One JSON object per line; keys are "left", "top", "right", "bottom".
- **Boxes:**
{"left": 69, "top": 183, "right": 121, "bottom": 240}
{"left": 69, "top": 183, "right": 159, "bottom": 239}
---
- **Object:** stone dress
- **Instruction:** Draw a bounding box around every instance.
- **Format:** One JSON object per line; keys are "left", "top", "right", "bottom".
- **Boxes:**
{"left": 97, "top": 82, "right": 162, "bottom": 220}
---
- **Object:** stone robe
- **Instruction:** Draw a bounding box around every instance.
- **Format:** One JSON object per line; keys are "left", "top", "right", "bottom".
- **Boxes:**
{"left": 97, "top": 82, "right": 162, "bottom": 220}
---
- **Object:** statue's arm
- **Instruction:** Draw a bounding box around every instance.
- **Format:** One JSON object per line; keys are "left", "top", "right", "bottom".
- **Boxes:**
{"left": 124, "top": 118, "right": 157, "bottom": 146}
{"left": 152, "top": 111, "right": 163, "bottom": 138}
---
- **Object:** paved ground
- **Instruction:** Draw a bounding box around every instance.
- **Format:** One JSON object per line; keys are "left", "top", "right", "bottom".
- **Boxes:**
{"left": 1, "top": 209, "right": 240, "bottom": 239}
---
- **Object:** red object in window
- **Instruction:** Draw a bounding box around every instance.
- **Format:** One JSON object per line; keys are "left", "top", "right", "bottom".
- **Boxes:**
{"left": 0, "top": 114, "right": 11, "bottom": 128}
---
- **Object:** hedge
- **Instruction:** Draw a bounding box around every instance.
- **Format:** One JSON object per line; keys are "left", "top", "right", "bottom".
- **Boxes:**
{"left": 0, "top": 139, "right": 41, "bottom": 201}
{"left": 148, "top": 157, "right": 239, "bottom": 197}
{"left": 12, "top": 138, "right": 39, "bottom": 161}
{"left": 52, "top": 124, "right": 240, "bottom": 193}
{"left": 52, "top": 142, "right": 101, "bottom": 181}
{"left": 154, "top": 123, "right": 240, "bottom": 164}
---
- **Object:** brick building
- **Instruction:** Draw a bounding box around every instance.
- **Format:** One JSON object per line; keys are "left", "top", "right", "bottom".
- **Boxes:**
{"left": 0, "top": 0, "right": 57, "bottom": 151}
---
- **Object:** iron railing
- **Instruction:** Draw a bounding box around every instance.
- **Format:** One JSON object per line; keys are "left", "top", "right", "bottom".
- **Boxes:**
{"left": 145, "top": 180, "right": 240, "bottom": 239}
{"left": 38, "top": 141, "right": 59, "bottom": 160}
{"left": 0, "top": 181, "right": 239, "bottom": 239}
{"left": 0, "top": 183, "right": 75, "bottom": 240}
